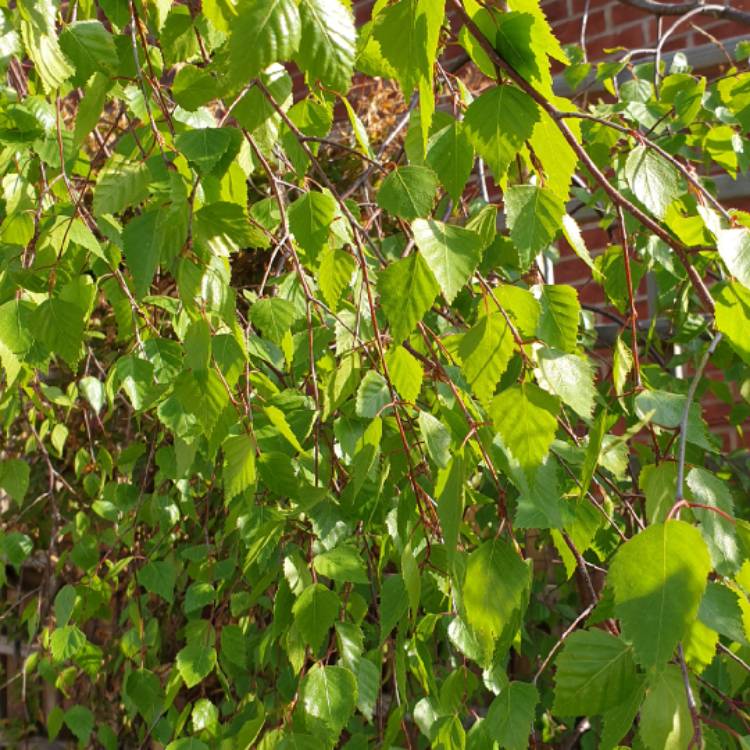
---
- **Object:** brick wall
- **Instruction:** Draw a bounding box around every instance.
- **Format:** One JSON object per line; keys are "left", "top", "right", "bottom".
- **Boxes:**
{"left": 542, "top": 0, "right": 746, "bottom": 58}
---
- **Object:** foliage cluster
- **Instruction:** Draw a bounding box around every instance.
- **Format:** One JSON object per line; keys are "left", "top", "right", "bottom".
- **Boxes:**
{"left": 1, "top": 0, "right": 750, "bottom": 748}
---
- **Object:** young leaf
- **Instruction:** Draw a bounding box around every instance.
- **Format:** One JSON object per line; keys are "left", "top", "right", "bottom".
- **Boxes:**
{"left": 412, "top": 219, "right": 483, "bottom": 304}
{"left": 717, "top": 227, "right": 750, "bottom": 290}
{"left": 176, "top": 641, "right": 217, "bottom": 688}
{"left": 534, "top": 284, "right": 580, "bottom": 353}
{"left": 714, "top": 282, "right": 750, "bottom": 364}
{"left": 300, "top": 664, "right": 358, "bottom": 738}
{"left": 17, "top": 0, "right": 73, "bottom": 92}
{"left": 505, "top": 185, "right": 565, "bottom": 264}
{"left": 536, "top": 348, "right": 595, "bottom": 419}
{"left": 385, "top": 345, "right": 423, "bottom": 404}
{"left": 228, "top": 0, "right": 301, "bottom": 85}
{"left": 624, "top": 145, "right": 684, "bottom": 219}
{"left": 378, "top": 253, "right": 439, "bottom": 343}
{"left": 377, "top": 165, "right": 438, "bottom": 220}
{"left": 292, "top": 583, "right": 340, "bottom": 652}
{"left": 435, "top": 453, "right": 464, "bottom": 566}
{"left": 462, "top": 538, "right": 530, "bottom": 666}
{"left": 418, "top": 410, "right": 452, "bottom": 469}
{"left": 458, "top": 311, "right": 516, "bottom": 403}
{"left": 463, "top": 86, "right": 539, "bottom": 182}
{"left": 318, "top": 247, "right": 356, "bottom": 311}
{"left": 425, "top": 120, "right": 475, "bottom": 202}
{"left": 223, "top": 434, "right": 257, "bottom": 501}
{"left": 289, "top": 190, "right": 338, "bottom": 261}
{"left": 296, "top": 0, "right": 356, "bottom": 92}
{"left": 490, "top": 383, "right": 559, "bottom": 473}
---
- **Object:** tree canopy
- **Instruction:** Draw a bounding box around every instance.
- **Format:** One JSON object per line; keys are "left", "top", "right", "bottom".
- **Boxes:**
{"left": 1, "top": 0, "right": 750, "bottom": 748}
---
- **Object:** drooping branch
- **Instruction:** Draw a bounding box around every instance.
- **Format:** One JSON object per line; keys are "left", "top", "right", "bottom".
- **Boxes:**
{"left": 616, "top": 0, "right": 750, "bottom": 26}
{"left": 450, "top": 0, "right": 716, "bottom": 314}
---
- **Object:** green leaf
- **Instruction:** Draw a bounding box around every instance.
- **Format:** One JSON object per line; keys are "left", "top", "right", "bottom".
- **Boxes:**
{"left": 512, "top": 456, "right": 563, "bottom": 530}
{"left": 300, "top": 664, "right": 357, "bottom": 737}
{"left": 1, "top": 532, "right": 32, "bottom": 569}
{"left": 436, "top": 454, "right": 464, "bottom": 567}
{"left": 530, "top": 109, "right": 578, "bottom": 201}
{"left": 418, "top": 410, "right": 452, "bottom": 469}
{"left": 355, "top": 370, "right": 390, "bottom": 418}
{"left": 463, "top": 86, "right": 539, "bottom": 182}
{"left": 194, "top": 202, "right": 255, "bottom": 256}
{"left": 640, "top": 462, "right": 677, "bottom": 524}
{"left": 505, "top": 185, "right": 564, "bottom": 264}
{"left": 293, "top": 583, "right": 340, "bottom": 652}
{"left": 93, "top": 160, "right": 150, "bottom": 216}
{"left": 496, "top": 284, "right": 540, "bottom": 339}
{"left": 73, "top": 72, "right": 110, "bottom": 148}
{"left": 228, "top": 0, "right": 301, "bottom": 85}
{"left": 609, "top": 520, "right": 711, "bottom": 668}
{"left": 717, "top": 227, "right": 750, "bottom": 290}
{"left": 462, "top": 538, "right": 530, "bottom": 666}
{"left": 223, "top": 434, "right": 257, "bottom": 501}
{"left": 600, "top": 680, "right": 646, "bottom": 750}
{"left": 0, "top": 459, "right": 30, "bottom": 504}
{"left": 553, "top": 630, "right": 638, "bottom": 716}
{"left": 458, "top": 312, "right": 516, "bottom": 403}
{"left": 687, "top": 467, "right": 740, "bottom": 575}
{"left": 31, "top": 298, "right": 85, "bottom": 368}
{"left": 714, "top": 282, "right": 750, "bottom": 364}
{"left": 377, "top": 166, "right": 438, "bottom": 220}
{"left": 378, "top": 252, "right": 439, "bottom": 343}
{"left": 138, "top": 560, "right": 177, "bottom": 604}
{"left": 79, "top": 375, "right": 105, "bottom": 415}
{"left": 484, "top": 682, "right": 538, "bottom": 750}
{"left": 318, "top": 247, "right": 356, "bottom": 311}
{"left": 698, "top": 581, "right": 747, "bottom": 645}
{"left": 63, "top": 705, "right": 94, "bottom": 746}
{"left": 536, "top": 348, "right": 595, "bottom": 419}
{"left": 534, "top": 284, "right": 580, "bottom": 353}
{"left": 221, "top": 624, "right": 248, "bottom": 667}
{"left": 380, "top": 574, "right": 408, "bottom": 644}
{"left": 59, "top": 20, "right": 116, "bottom": 82}
{"left": 171, "top": 65, "right": 216, "bottom": 111}
{"left": 425, "top": 120, "right": 474, "bottom": 202}
{"left": 412, "top": 219, "right": 482, "bottom": 304}
{"left": 313, "top": 545, "right": 369, "bottom": 584}
{"left": 123, "top": 209, "right": 169, "bottom": 300}
{"left": 639, "top": 666, "right": 696, "bottom": 750}
{"left": 490, "top": 383, "right": 559, "bottom": 473}
{"left": 296, "top": 0, "right": 356, "bottom": 92}
{"left": 624, "top": 144, "right": 684, "bottom": 219}
{"left": 250, "top": 298, "right": 298, "bottom": 344}
{"left": 50, "top": 625, "right": 87, "bottom": 661}
{"left": 54, "top": 585, "right": 76, "bottom": 627}
{"left": 288, "top": 190, "right": 338, "bottom": 261}
{"left": 18, "top": 0, "right": 74, "bottom": 92}
{"left": 176, "top": 641, "right": 217, "bottom": 688}
{"left": 385, "top": 345, "right": 423, "bottom": 404}
{"left": 175, "top": 127, "right": 234, "bottom": 175}
{"left": 125, "top": 669, "right": 164, "bottom": 721}
{"left": 372, "top": 0, "right": 443, "bottom": 98}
